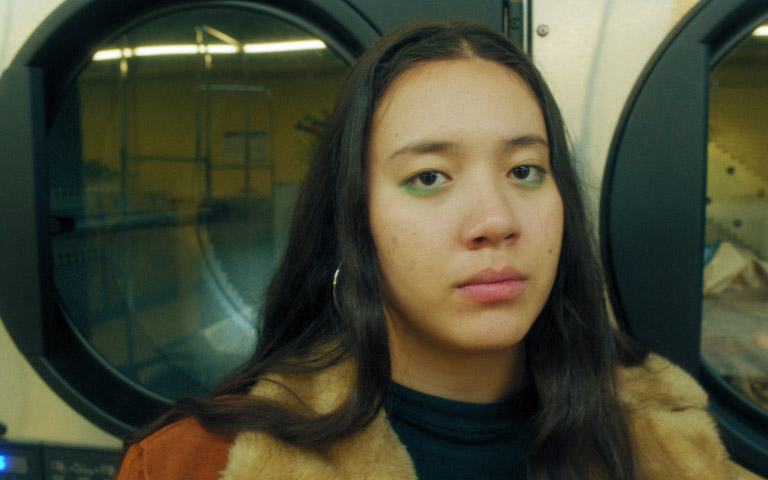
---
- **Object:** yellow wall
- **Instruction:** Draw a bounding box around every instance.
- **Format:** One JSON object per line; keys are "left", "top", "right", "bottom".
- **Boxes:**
{"left": 707, "top": 78, "right": 768, "bottom": 258}
{"left": 78, "top": 61, "right": 346, "bottom": 204}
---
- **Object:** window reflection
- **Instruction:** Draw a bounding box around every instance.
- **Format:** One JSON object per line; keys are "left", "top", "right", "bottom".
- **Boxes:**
{"left": 48, "top": 8, "right": 348, "bottom": 399}
{"left": 703, "top": 24, "right": 768, "bottom": 412}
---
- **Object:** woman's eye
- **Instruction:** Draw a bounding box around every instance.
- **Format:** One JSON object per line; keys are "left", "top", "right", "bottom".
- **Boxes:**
{"left": 510, "top": 165, "right": 546, "bottom": 186}
{"left": 400, "top": 170, "right": 449, "bottom": 195}
{"left": 412, "top": 171, "right": 444, "bottom": 187}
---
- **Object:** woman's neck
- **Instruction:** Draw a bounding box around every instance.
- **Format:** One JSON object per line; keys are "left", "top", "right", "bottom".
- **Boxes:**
{"left": 388, "top": 338, "right": 527, "bottom": 403}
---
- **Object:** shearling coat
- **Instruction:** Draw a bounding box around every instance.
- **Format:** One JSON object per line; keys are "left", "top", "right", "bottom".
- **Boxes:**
{"left": 118, "top": 354, "right": 736, "bottom": 480}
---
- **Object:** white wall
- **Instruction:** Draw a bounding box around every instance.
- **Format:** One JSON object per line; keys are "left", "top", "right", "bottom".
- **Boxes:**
{"left": 0, "top": 0, "right": 697, "bottom": 448}
{"left": 0, "top": 0, "right": 122, "bottom": 448}
{"left": 0, "top": 0, "right": 60, "bottom": 69}
{"left": 532, "top": 0, "right": 697, "bottom": 205}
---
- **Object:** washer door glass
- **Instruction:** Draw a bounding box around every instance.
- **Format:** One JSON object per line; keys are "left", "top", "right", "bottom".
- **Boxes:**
{"left": 48, "top": 6, "right": 348, "bottom": 399}
{"left": 703, "top": 22, "right": 768, "bottom": 414}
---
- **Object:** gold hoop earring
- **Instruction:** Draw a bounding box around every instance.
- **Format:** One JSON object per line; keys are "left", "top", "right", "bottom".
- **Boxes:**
{"left": 332, "top": 266, "right": 341, "bottom": 314}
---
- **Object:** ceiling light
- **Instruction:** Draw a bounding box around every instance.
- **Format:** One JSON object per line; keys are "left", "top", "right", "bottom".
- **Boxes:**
{"left": 92, "top": 39, "right": 325, "bottom": 61}
{"left": 243, "top": 39, "right": 325, "bottom": 53}
{"left": 134, "top": 45, "right": 199, "bottom": 56}
{"left": 93, "top": 48, "right": 133, "bottom": 61}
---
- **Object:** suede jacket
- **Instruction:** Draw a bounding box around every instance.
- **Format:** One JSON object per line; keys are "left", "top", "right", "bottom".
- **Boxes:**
{"left": 117, "top": 354, "right": 736, "bottom": 480}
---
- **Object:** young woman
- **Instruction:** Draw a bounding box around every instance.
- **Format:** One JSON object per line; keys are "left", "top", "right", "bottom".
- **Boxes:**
{"left": 117, "top": 20, "right": 733, "bottom": 480}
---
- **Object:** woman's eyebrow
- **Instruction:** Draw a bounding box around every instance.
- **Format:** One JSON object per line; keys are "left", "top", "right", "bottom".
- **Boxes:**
{"left": 387, "top": 141, "right": 460, "bottom": 161}
{"left": 387, "top": 135, "right": 549, "bottom": 162}
{"left": 504, "top": 134, "right": 549, "bottom": 150}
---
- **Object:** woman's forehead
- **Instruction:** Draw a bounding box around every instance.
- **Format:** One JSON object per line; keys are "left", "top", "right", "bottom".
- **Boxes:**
{"left": 369, "top": 58, "right": 546, "bottom": 155}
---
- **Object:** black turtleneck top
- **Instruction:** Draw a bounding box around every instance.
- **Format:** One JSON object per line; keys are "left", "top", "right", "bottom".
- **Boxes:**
{"left": 385, "top": 382, "right": 536, "bottom": 479}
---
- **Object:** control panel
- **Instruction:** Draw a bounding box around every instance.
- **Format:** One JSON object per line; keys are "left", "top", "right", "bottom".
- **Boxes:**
{"left": 0, "top": 441, "right": 119, "bottom": 480}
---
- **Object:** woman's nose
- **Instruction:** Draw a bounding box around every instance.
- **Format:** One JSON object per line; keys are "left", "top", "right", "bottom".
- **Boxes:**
{"left": 460, "top": 181, "right": 520, "bottom": 248}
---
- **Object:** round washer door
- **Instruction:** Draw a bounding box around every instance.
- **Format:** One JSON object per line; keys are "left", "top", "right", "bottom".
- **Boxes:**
{"left": 0, "top": 0, "right": 510, "bottom": 440}
{"left": 601, "top": 0, "right": 768, "bottom": 474}
{"left": 0, "top": 0, "right": 378, "bottom": 437}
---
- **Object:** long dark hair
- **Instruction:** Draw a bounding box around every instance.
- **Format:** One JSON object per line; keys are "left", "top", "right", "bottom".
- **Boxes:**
{"left": 127, "top": 20, "right": 646, "bottom": 480}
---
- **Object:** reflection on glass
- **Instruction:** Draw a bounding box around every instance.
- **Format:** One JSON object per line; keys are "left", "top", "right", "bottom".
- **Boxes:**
{"left": 703, "top": 24, "right": 768, "bottom": 412}
{"left": 47, "top": 8, "right": 348, "bottom": 399}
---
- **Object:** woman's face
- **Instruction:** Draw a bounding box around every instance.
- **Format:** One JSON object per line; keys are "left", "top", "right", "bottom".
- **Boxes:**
{"left": 367, "top": 58, "right": 563, "bottom": 359}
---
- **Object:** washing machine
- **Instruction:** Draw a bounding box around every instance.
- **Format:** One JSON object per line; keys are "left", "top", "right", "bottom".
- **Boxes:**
{"left": 602, "top": 0, "right": 768, "bottom": 475}
{"left": 0, "top": 0, "right": 524, "bottom": 441}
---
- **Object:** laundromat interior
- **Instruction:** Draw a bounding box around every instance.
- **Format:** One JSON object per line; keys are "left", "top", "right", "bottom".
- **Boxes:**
{"left": 1, "top": 0, "right": 767, "bottom": 478}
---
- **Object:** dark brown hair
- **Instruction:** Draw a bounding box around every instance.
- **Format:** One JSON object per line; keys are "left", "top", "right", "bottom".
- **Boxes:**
{"left": 127, "top": 20, "right": 646, "bottom": 480}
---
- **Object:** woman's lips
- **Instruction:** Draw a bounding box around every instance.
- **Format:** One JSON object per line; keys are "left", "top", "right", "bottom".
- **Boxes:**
{"left": 457, "top": 267, "right": 527, "bottom": 303}
{"left": 458, "top": 280, "right": 526, "bottom": 302}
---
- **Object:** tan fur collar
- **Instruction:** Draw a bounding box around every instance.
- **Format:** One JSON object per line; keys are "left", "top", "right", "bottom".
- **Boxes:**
{"left": 619, "top": 355, "right": 733, "bottom": 479}
{"left": 219, "top": 354, "right": 733, "bottom": 480}
{"left": 219, "top": 360, "right": 416, "bottom": 480}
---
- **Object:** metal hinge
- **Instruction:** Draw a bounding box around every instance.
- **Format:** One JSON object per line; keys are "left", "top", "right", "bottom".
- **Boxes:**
{"left": 503, "top": 0, "right": 529, "bottom": 53}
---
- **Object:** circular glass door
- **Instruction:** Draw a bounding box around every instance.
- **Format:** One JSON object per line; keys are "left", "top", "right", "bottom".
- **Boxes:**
{"left": 48, "top": 5, "right": 349, "bottom": 400}
{"left": 702, "top": 21, "right": 768, "bottom": 415}
{"left": 600, "top": 0, "right": 768, "bottom": 474}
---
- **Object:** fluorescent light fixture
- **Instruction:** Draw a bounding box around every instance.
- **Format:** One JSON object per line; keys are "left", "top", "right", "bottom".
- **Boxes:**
{"left": 93, "top": 39, "right": 325, "bottom": 61}
{"left": 93, "top": 48, "right": 133, "bottom": 61}
{"left": 243, "top": 39, "right": 325, "bottom": 53}
{"left": 134, "top": 45, "right": 199, "bottom": 56}
{"left": 205, "top": 44, "right": 238, "bottom": 54}
{"left": 753, "top": 25, "right": 768, "bottom": 36}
